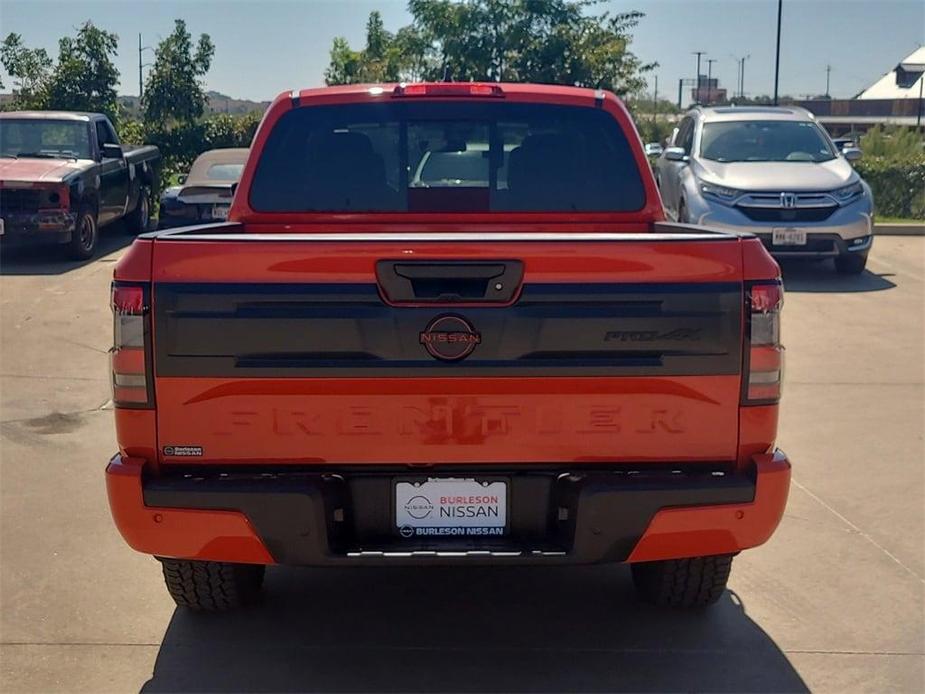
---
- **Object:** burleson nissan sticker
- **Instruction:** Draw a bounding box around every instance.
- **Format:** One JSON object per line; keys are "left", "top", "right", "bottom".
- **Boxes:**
{"left": 106, "top": 82, "right": 790, "bottom": 612}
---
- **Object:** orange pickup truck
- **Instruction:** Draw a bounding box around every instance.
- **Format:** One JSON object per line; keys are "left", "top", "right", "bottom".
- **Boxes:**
{"left": 106, "top": 83, "right": 790, "bottom": 611}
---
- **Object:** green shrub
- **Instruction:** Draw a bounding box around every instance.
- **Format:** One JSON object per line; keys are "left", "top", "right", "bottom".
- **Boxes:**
{"left": 117, "top": 112, "right": 262, "bottom": 196}
{"left": 860, "top": 125, "right": 924, "bottom": 160}
{"left": 856, "top": 156, "right": 925, "bottom": 220}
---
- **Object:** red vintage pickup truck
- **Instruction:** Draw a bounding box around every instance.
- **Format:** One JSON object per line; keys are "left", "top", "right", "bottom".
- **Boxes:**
{"left": 106, "top": 83, "right": 790, "bottom": 611}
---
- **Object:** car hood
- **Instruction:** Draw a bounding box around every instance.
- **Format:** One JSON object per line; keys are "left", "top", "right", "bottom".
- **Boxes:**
{"left": 693, "top": 157, "right": 856, "bottom": 192}
{"left": 0, "top": 157, "right": 90, "bottom": 184}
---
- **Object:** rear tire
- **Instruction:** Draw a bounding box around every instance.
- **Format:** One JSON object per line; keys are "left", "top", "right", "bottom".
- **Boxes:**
{"left": 631, "top": 554, "right": 733, "bottom": 608}
{"left": 125, "top": 187, "right": 151, "bottom": 234}
{"left": 158, "top": 558, "right": 265, "bottom": 611}
{"left": 67, "top": 205, "right": 98, "bottom": 260}
{"left": 834, "top": 252, "right": 867, "bottom": 275}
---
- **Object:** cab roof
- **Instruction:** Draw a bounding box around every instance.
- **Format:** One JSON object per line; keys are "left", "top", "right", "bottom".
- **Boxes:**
{"left": 0, "top": 111, "right": 100, "bottom": 121}
{"left": 285, "top": 82, "right": 610, "bottom": 107}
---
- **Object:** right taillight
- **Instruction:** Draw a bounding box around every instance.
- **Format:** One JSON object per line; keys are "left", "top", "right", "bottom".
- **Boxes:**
{"left": 744, "top": 281, "right": 784, "bottom": 405}
{"left": 110, "top": 282, "right": 153, "bottom": 408}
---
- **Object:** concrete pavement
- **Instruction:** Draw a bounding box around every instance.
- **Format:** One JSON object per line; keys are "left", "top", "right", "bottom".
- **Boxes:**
{"left": 1, "top": 233, "right": 923, "bottom": 692}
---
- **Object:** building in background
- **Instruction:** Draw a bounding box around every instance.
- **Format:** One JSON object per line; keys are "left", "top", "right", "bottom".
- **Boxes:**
{"left": 691, "top": 76, "right": 727, "bottom": 105}
{"left": 798, "top": 47, "right": 925, "bottom": 135}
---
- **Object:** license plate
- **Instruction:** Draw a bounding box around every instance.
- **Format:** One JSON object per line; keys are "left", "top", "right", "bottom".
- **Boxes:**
{"left": 212, "top": 205, "right": 230, "bottom": 220}
{"left": 772, "top": 228, "right": 807, "bottom": 245}
{"left": 395, "top": 477, "right": 507, "bottom": 539}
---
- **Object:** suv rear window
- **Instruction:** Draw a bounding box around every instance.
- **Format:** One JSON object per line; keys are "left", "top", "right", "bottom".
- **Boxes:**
{"left": 249, "top": 102, "right": 645, "bottom": 213}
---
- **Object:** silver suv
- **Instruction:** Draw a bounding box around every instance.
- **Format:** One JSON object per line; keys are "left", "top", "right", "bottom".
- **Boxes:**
{"left": 655, "top": 106, "right": 873, "bottom": 274}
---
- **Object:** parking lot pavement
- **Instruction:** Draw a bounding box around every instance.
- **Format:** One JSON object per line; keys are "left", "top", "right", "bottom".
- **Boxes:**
{"left": 1, "top": 235, "right": 923, "bottom": 693}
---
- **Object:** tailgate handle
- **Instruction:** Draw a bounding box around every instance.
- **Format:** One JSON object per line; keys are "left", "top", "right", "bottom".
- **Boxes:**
{"left": 376, "top": 260, "right": 524, "bottom": 304}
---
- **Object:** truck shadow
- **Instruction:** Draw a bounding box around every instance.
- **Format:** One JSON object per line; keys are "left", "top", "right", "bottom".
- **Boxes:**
{"left": 0, "top": 227, "right": 134, "bottom": 276}
{"left": 141, "top": 564, "right": 807, "bottom": 693}
{"left": 780, "top": 259, "right": 896, "bottom": 293}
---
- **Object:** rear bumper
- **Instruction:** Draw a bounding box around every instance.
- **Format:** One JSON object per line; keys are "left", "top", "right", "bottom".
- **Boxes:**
{"left": 106, "top": 451, "right": 791, "bottom": 566}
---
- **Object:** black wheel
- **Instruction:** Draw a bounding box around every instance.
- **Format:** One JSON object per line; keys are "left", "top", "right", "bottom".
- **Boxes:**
{"left": 834, "top": 252, "right": 868, "bottom": 275}
{"left": 631, "top": 554, "right": 733, "bottom": 608}
{"left": 126, "top": 187, "right": 151, "bottom": 234}
{"left": 158, "top": 558, "right": 265, "bottom": 611}
{"left": 68, "top": 205, "right": 98, "bottom": 260}
{"left": 678, "top": 200, "right": 689, "bottom": 224}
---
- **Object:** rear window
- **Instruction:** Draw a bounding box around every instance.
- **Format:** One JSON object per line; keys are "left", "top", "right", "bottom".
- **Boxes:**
{"left": 206, "top": 163, "right": 245, "bottom": 180}
{"left": 249, "top": 102, "right": 646, "bottom": 213}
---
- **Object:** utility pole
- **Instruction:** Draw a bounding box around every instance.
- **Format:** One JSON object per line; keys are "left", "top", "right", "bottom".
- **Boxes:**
{"left": 773, "top": 0, "right": 783, "bottom": 104}
{"left": 732, "top": 57, "right": 741, "bottom": 100}
{"left": 653, "top": 74, "right": 658, "bottom": 129}
{"left": 825, "top": 64, "right": 832, "bottom": 97}
{"left": 692, "top": 51, "right": 706, "bottom": 103}
{"left": 138, "top": 34, "right": 153, "bottom": 99}
{"left": 706, "top": 59, "right": 717, "bottom": 104}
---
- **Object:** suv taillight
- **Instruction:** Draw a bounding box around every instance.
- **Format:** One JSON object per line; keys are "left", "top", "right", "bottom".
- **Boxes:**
{"left": 110, "top": 282, "right": 153, "bottom": 408}
{"left": 744, "top": 281, "right": 784, "bottom": 405}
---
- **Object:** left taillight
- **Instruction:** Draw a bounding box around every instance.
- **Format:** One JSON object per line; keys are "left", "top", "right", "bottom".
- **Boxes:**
{"left": 110, "top": 282, "right": 153, "bottom": 408}
{"left": 743, "top": 281, "right": 784, "bottom": 405}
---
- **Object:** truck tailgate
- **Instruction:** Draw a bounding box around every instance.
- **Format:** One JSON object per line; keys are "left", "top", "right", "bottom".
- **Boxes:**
{"left": 150, "top": 231, "right": 745, "bottom": 465}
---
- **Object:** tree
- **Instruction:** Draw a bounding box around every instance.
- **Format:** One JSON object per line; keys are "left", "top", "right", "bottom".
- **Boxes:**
{"left": 324, "top": 11, "right": 420, "bottom": 85}
{"left": 143, "top": 19, "right": 215, "bottom": 128}
{"left": 0, "top": 33, "right": 53, "bottom": 109}
{"left": 1, "top": 24, "right": 119, "bottom": 118}
{"left": 325, "top": 0, "right": 654, "bottom": 96}
{"left": 43, "top": 22, "right": 120, "bottom": 122}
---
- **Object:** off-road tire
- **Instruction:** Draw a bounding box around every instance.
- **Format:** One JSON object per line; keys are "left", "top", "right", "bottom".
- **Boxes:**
{"left": 126, "top": 187, "right": 151, "bottom": 234}
{"left": 834, "top": 252, "right": 868, "bottom": 275}
{"left": 158, "top": 558, "right": 265, "bottom": 611}
{"left": 67, "top": 204, "right": 98, "bottom": 260}
{"left": 631, "top": 554, "right": 733, "bottom": 608}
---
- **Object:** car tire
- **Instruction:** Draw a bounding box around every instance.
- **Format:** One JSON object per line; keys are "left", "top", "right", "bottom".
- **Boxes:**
{"left": 126, "top": 187, "right": 151, "bottom": 235}
{"left": 678, "top": 200, "right": 688, "bottom": 224}
{"left": 834, "top": 252, "right": 868, "bottom": 275}
{"left": 67, "top": 204, "right": 98, "bottom": 261}
{"left": 158, "top": 558, "right": 265, "bottom": 611}
{"left": 631, "top": 554, "right": 733, "bottom": 608}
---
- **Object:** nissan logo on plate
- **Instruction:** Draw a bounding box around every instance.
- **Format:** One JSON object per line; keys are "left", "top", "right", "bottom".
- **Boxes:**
{"left": 419, "top": 314, "right": 481, "bottom": 361}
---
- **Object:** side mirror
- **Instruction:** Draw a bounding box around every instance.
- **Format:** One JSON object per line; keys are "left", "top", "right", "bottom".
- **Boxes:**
{"left": 664, "top": 146, "right": 688, "bottom": 162}
{"left": 176, "top": 174, "right": 187, "bottom": 185}
{"left": 101, "top": 143, "right": 123, "bottom": 159}
{"left": 843, "top": 147, "right": 862, "bottom": 162}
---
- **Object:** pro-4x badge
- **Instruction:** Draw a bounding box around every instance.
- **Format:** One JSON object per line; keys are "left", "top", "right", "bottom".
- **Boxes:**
{"left": 419, "top": 314, "right": 481, "bottom": 361}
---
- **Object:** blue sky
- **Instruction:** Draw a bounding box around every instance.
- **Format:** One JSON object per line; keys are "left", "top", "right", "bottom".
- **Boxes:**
{"left": 1, "top": 0, "right": 922, "bottom": 104}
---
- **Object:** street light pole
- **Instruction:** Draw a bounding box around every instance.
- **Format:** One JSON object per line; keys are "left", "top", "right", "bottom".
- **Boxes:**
{"left": 918, "top": 73, "right": 923, "bottom": 128}
{"left": 693, "top": 51, "right": 706, "bottom": 103}
{"left": 773, "top": 0, "right": 783, "bottom": 105}
{"left": 741, "top": 54, "right": 750, "bottom": 99}
{"left": 825, "top": 64, "right": 832, "bottom": 98}
{"left": 706, "top": 58, "right": 717, "bottom": 104}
